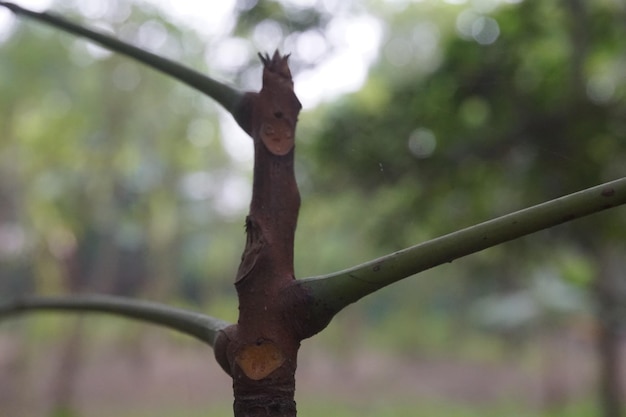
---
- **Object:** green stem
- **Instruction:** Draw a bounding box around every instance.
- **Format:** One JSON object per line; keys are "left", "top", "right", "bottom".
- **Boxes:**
{"left": 0, "top": 2, "right": 244, "bottom": 114}
{"left": 0, "top": 294, "right": 230, "bottom": 346}
{"left": 302, "top": 177, "right": 626, "bottom": 315}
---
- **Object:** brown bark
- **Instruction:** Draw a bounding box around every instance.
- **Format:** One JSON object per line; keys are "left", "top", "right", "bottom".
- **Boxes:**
{"left": 213, "top": 52, "right": 327, "bottom": 417}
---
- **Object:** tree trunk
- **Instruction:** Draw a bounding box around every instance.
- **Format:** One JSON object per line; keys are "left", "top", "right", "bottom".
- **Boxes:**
{"left": 594, "top": 246, "right": 625, "bottom": 417}
{"left": 212, "top": 52, "right": 328, "bottom": 417}
{"left": 48, "top": 320, "right": 84, "bottom": 417}
{"left": 597, "top": 321, "right": 622, "bottom": 417}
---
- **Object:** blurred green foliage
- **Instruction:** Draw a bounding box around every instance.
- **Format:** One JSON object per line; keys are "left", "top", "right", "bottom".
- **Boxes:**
{"left": 0, "top": 0, "right": 625, "bottom": 415}
{"left": 0, "top": 0, "right": 247, "bottom": 308}
{"left": 299, "top": 0, "right": 625, "bottom": 336}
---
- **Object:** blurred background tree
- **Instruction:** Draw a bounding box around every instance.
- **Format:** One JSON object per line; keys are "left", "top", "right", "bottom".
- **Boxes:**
{"left": 0, "top": 0, "right": 624, "bottom": 416}
{"left": 300, "top": 1, "right": 626, "bottom": 415}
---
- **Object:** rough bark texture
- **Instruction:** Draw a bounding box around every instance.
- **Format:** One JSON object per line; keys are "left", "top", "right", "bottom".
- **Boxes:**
{"left": 213, "top": 52, "right": 323, "bottom": 417}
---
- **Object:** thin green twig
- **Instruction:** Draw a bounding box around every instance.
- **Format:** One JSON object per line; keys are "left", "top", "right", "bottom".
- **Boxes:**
{"left": 0, "top": 2, "right": 244, "bottom": 114}
{"left": 0, "top": 294, "right": 230, "bottom": 346}
{"left": 302, "top": 177, "right": 626, "bottom": 315}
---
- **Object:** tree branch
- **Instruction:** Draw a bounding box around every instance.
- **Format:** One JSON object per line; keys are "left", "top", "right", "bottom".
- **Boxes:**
{"left": 0, "top": 2, "right": 244, "bottom": 116}
{"left": 301, "top": 177, "right": 626, "bottom": 317}
{"left": 0, "top": 294, "right": 230, "bottom": 346}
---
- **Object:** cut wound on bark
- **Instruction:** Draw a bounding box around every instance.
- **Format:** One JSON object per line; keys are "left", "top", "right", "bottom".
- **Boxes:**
{"left": 223, "top": 51, "right": 311, "bottom": 416}
{"left": 235, "top": 340, "right": 286, "bottom": 380}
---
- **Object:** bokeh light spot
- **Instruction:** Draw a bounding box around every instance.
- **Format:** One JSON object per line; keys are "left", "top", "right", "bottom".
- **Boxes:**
{"left": 408, "top": 128, "right": 437, "bottom": 158}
